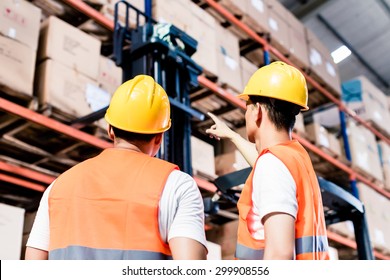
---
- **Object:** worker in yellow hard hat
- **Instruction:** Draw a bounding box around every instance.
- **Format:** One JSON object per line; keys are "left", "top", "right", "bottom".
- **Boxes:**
{"left": 26, "top": 75, "right": 207, "bottom": 260}
{"left": 207, "top": 61, "right": 329, "bottom": 260}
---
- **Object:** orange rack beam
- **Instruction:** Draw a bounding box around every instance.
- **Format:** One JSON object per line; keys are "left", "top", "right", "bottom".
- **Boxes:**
{"left": 0, "top": 97, "right": 112, "bottom": 150}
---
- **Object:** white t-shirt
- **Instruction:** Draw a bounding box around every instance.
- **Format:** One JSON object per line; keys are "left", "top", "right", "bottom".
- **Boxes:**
{"left": 27, "top": 170, "right": 207, "bottom": 251}
{"left": 247, "top": 153, "right": 298, "bottom": 240}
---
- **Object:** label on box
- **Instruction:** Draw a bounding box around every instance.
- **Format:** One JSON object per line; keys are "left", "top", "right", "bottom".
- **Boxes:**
{"left": 326, "top": 62, "right": 336, "bottom": 77}
{"left": 310, "top": 48, "right": 322, "bottom": 66}
{"left": 7, "top": 28, "right": 16, "bottom": 38}
{"left": 86, "top": 83, "right": 111, "bottom": 111}
{"left": 224, "top": 55, "right": 238, "bottom": 70}
{"left": 251, "top": 0, "right": 264, "bottom": 12}
{"left": 268, "top": 18, "right": 278, "bottom": 31}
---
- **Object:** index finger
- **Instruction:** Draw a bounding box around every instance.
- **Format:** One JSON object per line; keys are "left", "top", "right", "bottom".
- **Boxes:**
{"left": 207, "top": 112, "right": 221, "bottom": 124}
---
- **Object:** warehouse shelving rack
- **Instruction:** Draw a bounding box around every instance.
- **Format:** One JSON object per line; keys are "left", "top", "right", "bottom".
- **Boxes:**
{"left": 0, "top": 0, "right": 389, "bottom": 259}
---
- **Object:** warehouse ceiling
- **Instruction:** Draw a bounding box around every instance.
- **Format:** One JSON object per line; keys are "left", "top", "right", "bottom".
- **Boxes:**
{"left": 280, "top": 0, "right": 390, "bottom": 95}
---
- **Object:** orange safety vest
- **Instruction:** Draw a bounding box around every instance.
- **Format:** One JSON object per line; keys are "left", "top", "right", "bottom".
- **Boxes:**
{"left": 236, "top": 140, "right": 329, "bottom": 260}
{"left": 48, "top": 148, "right": 178, "bottom": 260}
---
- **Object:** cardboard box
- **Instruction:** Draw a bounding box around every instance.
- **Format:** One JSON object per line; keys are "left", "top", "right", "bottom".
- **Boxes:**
{"left": 266, "top": 5, "right": 289, "bottom": 54}
{"left": 101, "top": 0, "right": 145, "bottom": 29}
{"left": 0, "top": 203, "right": 25, "bottom": 260}
{"left": 38, "top": 16, "right": 101, "bottom": 80}
{"left": 35, "top": 59, "right": 109, "bottom": 118}
{"left": 294, "top": 113, "right": 305, "bottom": 134}
{"left": 216, "top": 24, "right": 242, "bottom": 92}
{"left": 347, "top": 121, "right": 383, "bottom": 182}
{"left": 215, "top": 150, "right": 250, "bottom": 176}
{"left": 243, "top": 0, "right": 269, "bottom": 34}
{"left": 189, "top": 2, "right": 218, "bottom": 76}
{"left": 342, "top": 76, "right": 390, "bottom": 135}
{"left": 153, "top": 0, "right": 191, "bottom": 33}
{"left": 240, "top": 57, "right": 258, "bottom": 87}
{"left": 328, "top": 132, "right": 342, "bottom": 157}
{"left": 0, "top": 0, "right": 42, "bottom": 50}
{"left": 0, "top": 35, "right": 36, "bottom": 95}
{"left": 378, "top": 141, "right": 390, "bottom": 191}
{"left": 306, "top": 122, "right": 330, "bottom": 149}
{"left": 98, "top": 55, "right": 123, "bottom": 95}
{"left": 286, "top": 12, "right": 310, "bottom": 69}
{"left": 306, "top": 28, "right": 341, "bottom": 96}
{"left": 191, "top": 136, "right": 216, "bottom": 179}
{"left": 357, "top": 182, "right": 389, "bottom": 251}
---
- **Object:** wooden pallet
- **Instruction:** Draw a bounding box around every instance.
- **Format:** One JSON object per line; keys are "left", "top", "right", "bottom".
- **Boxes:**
{"left": 351, "top": 164, "right": 385, "bottom": 189}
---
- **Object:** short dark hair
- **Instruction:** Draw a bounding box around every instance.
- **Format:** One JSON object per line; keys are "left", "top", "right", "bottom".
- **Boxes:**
{"left": 111, "top": 126, "right": 158, "bottom": 143}
{"left": 248, "top": 96, "right": 301, "bottom": 131}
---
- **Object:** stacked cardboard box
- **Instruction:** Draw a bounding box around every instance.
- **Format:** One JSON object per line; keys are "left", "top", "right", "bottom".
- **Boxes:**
{"left": 347, "top": 121, "right": 383, "bottom": 182}
{"left": 306, "top": 28, "right": 341, "bottom": 96}
{"left": 35, "top": 16, "right": 124, "bottom": 126}
{"left": 0, "top": 0, "right": 41, "bottom": 96}
{"left": 342, "top": 76, "right": 390, "bottom": 135}
{"left": 378, "top": 141, "right": 390, "bottom": 191}
{"left": 154, "top": 0, "right": 242, "bottom": 93}
{"left": 240, "top": 57, "right": 258, "bottom": 88}
{"left": 266, "top": 0, "right": 290, "bottom": 55}
{"left": 190, "top": 136, "right": 217, "bottom": 180}
{"left": 306, "top": 105, "right": 344, "bottom": 157}
{"left": 0, "top": 203, "right": 25, "bottom": 260}
{"left": 357, "top": 183, "right": 390, "bottom": 252}
{"left": 294, "top": 113, "right": 306, "bottom": 134}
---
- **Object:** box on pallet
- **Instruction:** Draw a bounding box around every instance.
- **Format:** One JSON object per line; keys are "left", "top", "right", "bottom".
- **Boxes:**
{"left": 294, "top": 113, "right": 305, "bottom": 134}
{"left": 215, "top": 149, "right": 250, "bottom": 176}
{"left": 378, "top": 141, "right": 390, "bottom": 191}
{"left": 0, "top": 203, "right": 25, "bottom": 260}
{"left": 357, "top": 182, "right": 390, "bottom": 252}
{"left": 240, "top": 57, "right": 258, "bottom": 87}
{"left": 35, "top": 59, "right": 109, "bottom": 119}
{"left": 190, "top": 136, "right": 216, "bottom": 179}
{"left": 286, "top": 12, "right": 310, "bottom": 69}
{"left": 342, "top": 76, "right": 390, "bottom": 135}
{"left": 216, "top": 24, "right": 242, "bottom": 93}
{"left": 0, "top": 35, "right": 36, "bottom": 96}
{"left": 153, "top": 0, "right": 219, "bottom": 77}
{"left": 98, "top": 55, "right": 123, "bottom": 95}
{"left": 306, "top": 28, "right": 341, "bottom": 96}
{"left": 305, "top": 122, "right": 330, "bottom": 149}
{"left": 243, "top": 0, "right": 269, "bottom": 34}
{"left": 266, "top": 0, "right": 290, "bottom": 55}
{"left": 0, "top": 0, "right": 42, "bottom": 50}
{"left": 38, "top": 16, "right": 101, "bottom": 80}
{"left": 347, "top": 121, "right": 383, "bottom": 182}
{"left": 188, "top": 1, "right": 218, "bottom": 77}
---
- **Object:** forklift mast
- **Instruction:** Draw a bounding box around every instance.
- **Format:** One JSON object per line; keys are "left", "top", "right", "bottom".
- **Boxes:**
{"left": 112, "top": 0, "right": 204, "bottom": 175}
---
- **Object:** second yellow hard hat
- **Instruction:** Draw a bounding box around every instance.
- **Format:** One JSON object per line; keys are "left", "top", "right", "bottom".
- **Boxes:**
{"left": 238, "top": 61, "right": 309, "bottom": 110}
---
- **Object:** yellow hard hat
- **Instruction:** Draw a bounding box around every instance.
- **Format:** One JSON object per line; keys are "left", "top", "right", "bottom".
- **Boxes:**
{"left": 105, "top": 75, "right": 171, "bottom": 134}
{"left": 238, "top": 61, "right": 309, "bottom": 110}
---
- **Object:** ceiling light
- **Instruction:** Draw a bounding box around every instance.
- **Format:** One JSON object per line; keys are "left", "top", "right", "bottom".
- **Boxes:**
{"left": 331, "top": 45, "right": 352, "bottom": 64}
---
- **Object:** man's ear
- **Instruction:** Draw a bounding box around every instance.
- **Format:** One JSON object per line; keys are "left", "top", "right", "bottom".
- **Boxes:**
{"left": 154, "top": 133, "right": 163, "bottom": 146}
{"left": 255, "top": 102, "right": 263, "bottom": 122}
{"left": 107, "top": 124, "right": 115, "bottom": 141}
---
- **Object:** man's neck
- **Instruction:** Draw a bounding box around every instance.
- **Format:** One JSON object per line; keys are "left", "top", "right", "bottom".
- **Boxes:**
{"left": 256, "top": 127, "right": 292, "bottom": 153}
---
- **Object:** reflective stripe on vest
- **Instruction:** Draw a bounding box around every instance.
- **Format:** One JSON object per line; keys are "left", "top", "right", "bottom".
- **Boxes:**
{"left": 50, "top": 246, "right": 173, "bottom": 260}
{"left": 236, "top": 140, "right": 329, "bottom": 260}
{"left": 235, "top": 244, "right": 264, "bottom": 260}
{"left": 296, "top": 235, "right": 328, "bottom": 256}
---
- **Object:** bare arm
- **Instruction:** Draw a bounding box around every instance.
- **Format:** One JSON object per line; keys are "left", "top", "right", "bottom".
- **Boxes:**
{"left": 262, "top": 212, "right": 295, "bottom": 260}
{"left": 169, "top": 237, "right": 207, "bottom": 260}
{"left": 206, "top": 112, "right": 257, "bottom": 167}
{"left": 25, "top": 247, "right": 48, "bottom": 260}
